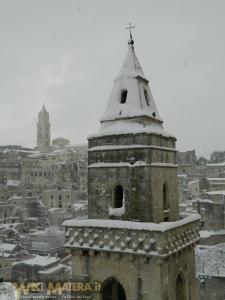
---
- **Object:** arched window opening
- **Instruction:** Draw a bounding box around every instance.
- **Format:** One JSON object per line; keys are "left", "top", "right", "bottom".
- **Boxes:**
{"left": 120, "top": 90, "right": 128, "bottom": 104}
{"left": 176, "top": 273, "right": 186, "bottom": 300}
{"left": 113, "top": 185, "right": 123, "bottom": 208}
{"left": 59, "top": 195, "right": 62, "bottom": 200}
{"left": 101, "top": 278, "right": 126, "bottom": 300}
{"left": 58, "top": 199, "right": 62, "bottom": 208}
{"left": 163, "top": 183, "right": 169, "bottom": 221}
{"left": 144, "top": 89, "right": 150, "bottom": 106}
{"left": 4, "top": 211, "right": 7, "bottom": 218}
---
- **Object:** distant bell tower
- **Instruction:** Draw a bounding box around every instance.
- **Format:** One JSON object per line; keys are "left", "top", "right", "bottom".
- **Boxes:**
{"left": 37, "top": 105, "right": 51, "bottom": 152}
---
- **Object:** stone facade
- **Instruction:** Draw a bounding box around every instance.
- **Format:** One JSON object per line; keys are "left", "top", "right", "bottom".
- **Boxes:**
{"left": 88, "top": 134, "right": 178, "bottom": 223}
{"left": 42, "top": 189, "right": 74, "bottom": 209}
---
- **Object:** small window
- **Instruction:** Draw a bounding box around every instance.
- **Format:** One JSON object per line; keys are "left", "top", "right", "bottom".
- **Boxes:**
{"left": 58, "top": 199, "right": 62, "bottom": 208}
{"left": 163, "top": 183, "right": 169, "bottom": 221}
{"left": 120, "top": 90, "right": 128, "bottom": 104}
{"left": 113, "top": 185, "right": 123, "bottom": 208}
{"left": 163, "top": 183, "right": 169, "bottom": 211}
{"left": 144, "top": 89, "right": 150, "bottom": 106}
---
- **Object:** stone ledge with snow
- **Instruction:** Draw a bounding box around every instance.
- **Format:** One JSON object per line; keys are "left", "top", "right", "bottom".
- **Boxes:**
{"left": 63, "top": 214, "right": 200, "bottom": 257}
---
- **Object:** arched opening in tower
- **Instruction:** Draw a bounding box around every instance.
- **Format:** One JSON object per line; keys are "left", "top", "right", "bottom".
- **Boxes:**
{"left": 120, "top": 89, "right": 128, "bottom": 104}
{"left": 176, "top": 273, "right": 186, "bottom": 300}
{"left": 144, "top": 89, "right": 150, "bottom": 106}
{"left": 101, "top": 277, "right": 126, "bottom": 300}
{"left": 58, "top": 195, "right": 62, "bottom": 208}
{"left": 114, "top": 185, "right": 124, "bottom": 208}
{"left": 163, "top": 183, "right": 169, "bottom": 221}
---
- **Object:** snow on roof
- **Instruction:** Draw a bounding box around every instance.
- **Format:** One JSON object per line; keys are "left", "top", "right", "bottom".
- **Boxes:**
{"left": 196, "top": 243, "right": 225, "bottom": 277}
{"left": 88, "top": 162, "right": 177, "bottom": 169}
{"left": 0, "top": 243, "right": 17, "bottom": 252}
{"left": 200, "top": 230, "right": 225, "bottom": 239}
{"left": 39, "top": 263, "right": 70, "bottom": 275}
{"left": 206, "top": 162, "right": 225, "bottom": 167}
{"left": 204, "top": 191, "right": 225, "bottom": 196}
{"left": 73, "top": 202, "right": 87, "bottom": 211}
{"left": 17, "top": 255, "right": 59, "bottom": 267}
{"left": 207, "top": 177, "right": 225, "bottom": 181}
{"left": 63, "top": 213, "right": 200, "bottom": 232}
{"left": 197, "top": 198, "right": 214, "bottom": 204}
{"left": 94, "top": 42, "right": 171, "bottom": 138}
{"left": 88, "top": 144, "right": 176, "bottom": 152}
{"left": 6, "top": 179, "right": 20, "bottom": 186}
{"left": 89, "top": 120, "right": 175, "bottom": 139}
{"left": 88, "top": 161, "right": 149, "bottom": 168}
{"left": 188, "top": 180, "right": 199, "bottom": 185}
{"left": 14, "top": 149, "right": 39, "bottom": 154}
{"left": 30, "top": 227, "right": 63, "bottom": 237}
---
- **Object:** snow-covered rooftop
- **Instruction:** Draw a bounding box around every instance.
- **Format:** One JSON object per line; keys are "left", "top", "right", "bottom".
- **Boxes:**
{"left": 0, "top": 243, "right": 17, "bottom": 252}
{"left": 16, "top": 255, "right": 59, "bottom": 267}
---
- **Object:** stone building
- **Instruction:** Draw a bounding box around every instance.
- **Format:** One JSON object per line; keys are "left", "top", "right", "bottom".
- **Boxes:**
{"left": 12, "top": 255, "right": 70, "bottom": 282}
{"left": 37, "top": 105, "right": 51, "bottom": 153}
{"left": 210, "top": 151, "right": 225, "bottom": 163}
{"left": 196, "top": 243, "right": 225, "bottom": 300}
{"left": 42, "top": 189, "right": 74, "bottom": 209}
{"left": 28, "top": 227, "right": 65, "bottom": 256}
{"left": 21, "top": 148, "right": 88, "bottom": 194}
{"left": 206, "top": 162, "right": 225, "bottom": 178}
{"left": 0, "top": 243, "right": 26, "bottom": 281}
{"left": 64, "top": 34, "right": 200, "bottom": 300}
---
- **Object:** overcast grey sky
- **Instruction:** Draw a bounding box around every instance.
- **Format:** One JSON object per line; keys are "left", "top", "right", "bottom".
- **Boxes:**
{"left": 0, "top": 0, "right": 224, "bottom": 158}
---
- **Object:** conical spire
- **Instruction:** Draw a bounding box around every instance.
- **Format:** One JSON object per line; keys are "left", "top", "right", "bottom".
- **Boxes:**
{"left": 98, "top": 36, "right": 164, "bottom": 137}
{"left": 41, "top": 104, "right": 47, "bottom": 113}
{"left": 115, "top": 39, "right": 146, "bottom": 81}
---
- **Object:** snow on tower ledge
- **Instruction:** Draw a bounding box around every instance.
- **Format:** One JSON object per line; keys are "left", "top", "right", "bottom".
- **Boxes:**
{"left": 89, "top": 37, "right": 175, "bottom": 139}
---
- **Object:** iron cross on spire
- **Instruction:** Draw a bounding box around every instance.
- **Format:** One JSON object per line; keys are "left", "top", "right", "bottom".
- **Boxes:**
{"left": 126, "top": 22, "right": 135, "bottom": 40}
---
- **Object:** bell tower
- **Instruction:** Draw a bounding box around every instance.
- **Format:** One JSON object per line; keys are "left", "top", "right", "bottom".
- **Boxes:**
{"left": 37, "top": 104, "right": 51, "bottom": 152}
{"left": 88, "top": 32, "right": 178, "bottom": 223}
{"left": 64, "top": 29, "right": 200, "bottom": 300}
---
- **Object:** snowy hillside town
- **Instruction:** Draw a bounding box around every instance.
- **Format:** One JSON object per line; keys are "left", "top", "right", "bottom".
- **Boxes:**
{"left": 0, "top": 36, "right": 223, "bottom": 300}
{"left": 0, "top": 1, "right": 225, "bottom": 299}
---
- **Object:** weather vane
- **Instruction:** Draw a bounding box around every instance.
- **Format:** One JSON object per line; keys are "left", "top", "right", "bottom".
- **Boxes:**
{"left": 126, "top": 22, "right": 135, "bottom": 40}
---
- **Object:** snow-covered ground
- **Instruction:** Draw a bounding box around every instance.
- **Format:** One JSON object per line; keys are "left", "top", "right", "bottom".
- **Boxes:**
{"left": 0, "top": 282, "right": 17, "bottom": 300}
